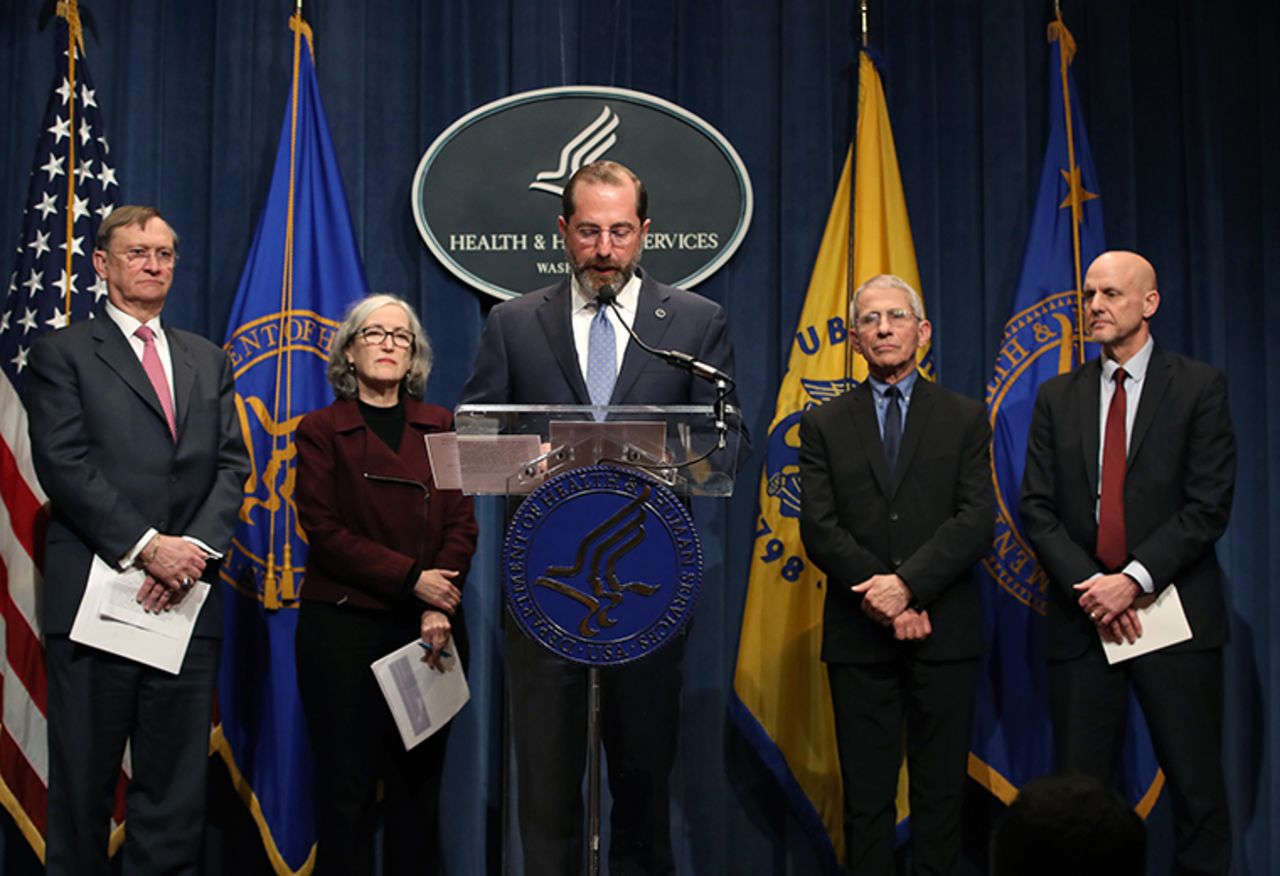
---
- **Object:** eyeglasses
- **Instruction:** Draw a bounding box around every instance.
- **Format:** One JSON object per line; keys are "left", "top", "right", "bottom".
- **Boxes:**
{"left": 114, "top": 246, "right": 178, "bottom": 268}
{"left": 357, "top": 327, "right": 415, "bottom": 348}
{"left": 856, "top": 308, "right": 918, "bottom": 329}
{"left": 571, "top": 224, "right": 637, "bottom": 246}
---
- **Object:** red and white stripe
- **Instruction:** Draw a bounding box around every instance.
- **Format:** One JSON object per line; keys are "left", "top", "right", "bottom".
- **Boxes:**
{"left": 0, "top": 371, "right": 50, "bottom": 853}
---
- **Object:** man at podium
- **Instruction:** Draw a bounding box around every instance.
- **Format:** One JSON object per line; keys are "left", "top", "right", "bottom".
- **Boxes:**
{"left": 459, "top": 159, "right": 742, "bottom": 876}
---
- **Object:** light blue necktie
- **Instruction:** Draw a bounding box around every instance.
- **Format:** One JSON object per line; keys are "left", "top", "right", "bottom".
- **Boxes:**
{"left": 586, "top": 303, "right": 616, "bottom": 416}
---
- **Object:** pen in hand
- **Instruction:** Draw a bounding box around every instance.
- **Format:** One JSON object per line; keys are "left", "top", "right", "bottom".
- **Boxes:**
{"left": 419, "top": 641, "right": 452, "bottom": 659}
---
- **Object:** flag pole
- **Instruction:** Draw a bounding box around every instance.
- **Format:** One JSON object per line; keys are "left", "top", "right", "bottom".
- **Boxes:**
{"left": 57, "top": 0, "right": 83, "bottom": 322}
{"left": 1050, "top": 6, "right": 1087, "bottom": 366}
{"left": 844, "top": 1, "right": 865, "bottom": 384}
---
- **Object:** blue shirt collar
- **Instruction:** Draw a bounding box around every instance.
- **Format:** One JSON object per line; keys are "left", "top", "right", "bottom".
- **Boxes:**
{"left": 867, "top": 369, "right": 919, "bottom": 401}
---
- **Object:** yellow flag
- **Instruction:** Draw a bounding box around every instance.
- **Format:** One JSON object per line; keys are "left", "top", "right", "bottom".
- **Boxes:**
{"left": 732, "top": 52, "right": 924, "bottom": 864}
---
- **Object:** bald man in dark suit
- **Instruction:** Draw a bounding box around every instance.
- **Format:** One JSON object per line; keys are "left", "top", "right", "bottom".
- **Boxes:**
{"left": 1021, "top": 250, "right": 1236, "bottom": 875}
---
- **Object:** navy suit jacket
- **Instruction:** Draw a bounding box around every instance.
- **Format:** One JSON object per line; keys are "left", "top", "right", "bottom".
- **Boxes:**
{"left": 1020, "top": 345, "right": 1236, "bottom": 659}
{"left": 459, "top": 269, "right": 740, "bottom": 413}
{"left": 799, "top": 379, "right": 993, "bottom": 663}
{"left": 27, "top": 312, "right": 249, "bottom": 637}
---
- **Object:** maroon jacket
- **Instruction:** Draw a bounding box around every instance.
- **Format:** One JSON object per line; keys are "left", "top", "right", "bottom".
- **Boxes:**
{"left": 295, "top": 398, "right": 477, "bottom": 611}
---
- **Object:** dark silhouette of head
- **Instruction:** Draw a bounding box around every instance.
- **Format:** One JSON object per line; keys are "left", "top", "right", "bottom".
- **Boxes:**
{"left": 990, "top": 774, "right": 1146, "bottom": 876}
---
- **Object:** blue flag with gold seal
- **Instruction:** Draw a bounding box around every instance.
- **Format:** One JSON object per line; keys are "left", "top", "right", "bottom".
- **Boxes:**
{"left": 968, "top": 14, "right": 1163, "bottom": 815}
{"left": 214, "top": 14, "right": 367, "bottom": 875}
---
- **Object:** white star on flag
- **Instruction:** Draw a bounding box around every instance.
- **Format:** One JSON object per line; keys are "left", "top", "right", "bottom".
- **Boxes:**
{"left": 28, "top": 230, "right": 51, "bottom": 259}
{"left": 52, "top": 271, "right": 76, "bottom": 300}
{"left": 45, "top": 308, "right": 69, "bottom": 330}
{"left": 18, "top": 308, "right": 38, "bottom": 334}
{"left": 41, "top": 153, "right": 65, "bottom": 180}
{"left": 47, "top": 115, "right": 71, "bottom": 143}
{"left": 36, "top": 191, "right": 58, "bottom": 219}
{"left": 22, "top": 270, "right": 43, "bottom": 295}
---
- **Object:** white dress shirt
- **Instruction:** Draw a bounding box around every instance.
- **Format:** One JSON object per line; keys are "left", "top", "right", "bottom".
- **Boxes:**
{"left": 570, "top": 272, "right": 640, "bottom": 381}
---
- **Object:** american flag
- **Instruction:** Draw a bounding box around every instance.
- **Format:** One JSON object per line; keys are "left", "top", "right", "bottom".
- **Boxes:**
{"left": 0, "top": 1, "right": 122, "bottom": 858}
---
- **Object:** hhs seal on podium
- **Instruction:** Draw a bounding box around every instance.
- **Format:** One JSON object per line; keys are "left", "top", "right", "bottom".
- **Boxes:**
{"left": 503, "top": 464, "right": 703, "bottom": 665}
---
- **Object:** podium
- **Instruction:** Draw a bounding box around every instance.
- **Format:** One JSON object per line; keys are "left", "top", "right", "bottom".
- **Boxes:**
{"left": 450, "top": 403, "right": 744, "bottom": 875}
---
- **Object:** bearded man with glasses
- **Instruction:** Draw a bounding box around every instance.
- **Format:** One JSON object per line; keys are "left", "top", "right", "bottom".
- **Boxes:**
{"left": 460, "top": 160, "right": 745, "bottom": 876}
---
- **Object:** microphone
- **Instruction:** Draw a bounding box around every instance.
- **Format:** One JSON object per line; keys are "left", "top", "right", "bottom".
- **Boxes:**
{"left": 595, "top": 283, "right": 618, "bottom": 307}
{"left": 595, "top": 282, "right": 734, "bottom": 451}
{"left": 595, "top": 284, "right": 731, "bottom": 384}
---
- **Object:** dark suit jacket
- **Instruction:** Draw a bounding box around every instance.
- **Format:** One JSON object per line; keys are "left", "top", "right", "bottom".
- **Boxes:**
{"left": 799, "top": 379, "right": 993, "bottom": 664}
{"left": 27, "top": 312, "right": 249, "bottom": 637}
{"left": 458, "top": 269, "right": 738, "bottom": 411}
{"left": 294, "top": 398, "right": 478, "bottom": 612}
{"left": 1020, "top": 345, "right": 1236, "bottom": 660}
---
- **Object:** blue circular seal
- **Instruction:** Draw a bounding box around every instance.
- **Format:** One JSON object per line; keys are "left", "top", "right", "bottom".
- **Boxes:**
{"left": 503, "top": 464, "right": 703, "bottom": 666}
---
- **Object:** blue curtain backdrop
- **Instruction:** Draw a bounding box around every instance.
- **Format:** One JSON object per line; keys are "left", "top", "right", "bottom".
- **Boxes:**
{"left": 0, "top": 1, "right": 1276, "bottom": 874}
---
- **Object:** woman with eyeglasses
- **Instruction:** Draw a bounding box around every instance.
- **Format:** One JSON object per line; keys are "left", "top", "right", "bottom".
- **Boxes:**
{"left": 293, "top": 293, "right": 477, "bottom": 875}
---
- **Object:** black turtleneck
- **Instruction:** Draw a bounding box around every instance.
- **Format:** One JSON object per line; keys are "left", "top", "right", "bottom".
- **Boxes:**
{"left": 358, "top": 398, "right": 405, "bottom": 453}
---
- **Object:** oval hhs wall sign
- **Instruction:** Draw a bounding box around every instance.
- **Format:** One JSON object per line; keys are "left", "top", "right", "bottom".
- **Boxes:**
{"left": 412, "top": 86, "right": 754, "bottom": 301}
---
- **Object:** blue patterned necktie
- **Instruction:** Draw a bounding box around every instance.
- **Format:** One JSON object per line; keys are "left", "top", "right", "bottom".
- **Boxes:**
{"left": 882, "top": 384, "right": 902, "bottom": 474}
{"left": 586, "top": 302, "right": 616, "bottom": 415}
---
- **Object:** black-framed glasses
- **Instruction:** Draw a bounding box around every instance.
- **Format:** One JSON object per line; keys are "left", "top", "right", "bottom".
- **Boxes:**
{"left": 357, "top": 327, "right": 415, "bottom": 348}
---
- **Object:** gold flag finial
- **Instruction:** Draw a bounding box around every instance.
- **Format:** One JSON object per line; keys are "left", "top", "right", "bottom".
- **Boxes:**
{"left": 55, "top": 0, "right": 85, "bottom": 55}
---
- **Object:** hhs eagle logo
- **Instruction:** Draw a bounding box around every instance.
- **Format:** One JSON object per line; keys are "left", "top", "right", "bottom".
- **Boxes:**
{"left": 527, "top": 106, "right": 620, "bottom": 196}
{"left": 222, "top": 310, "right": 339, "bottom": 609}
{"left": 503, "top": 465, "right": 703, "bottom": 666}
{"left": 764, "top": 378, "right": 855, "bottom": 519}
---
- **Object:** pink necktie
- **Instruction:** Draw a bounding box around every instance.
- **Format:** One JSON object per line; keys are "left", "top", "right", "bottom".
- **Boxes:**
{"left": 135, "top": 325, "right": 177, "bottom": 440}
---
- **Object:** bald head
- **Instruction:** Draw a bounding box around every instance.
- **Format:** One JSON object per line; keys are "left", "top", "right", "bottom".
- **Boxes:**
{"left": 1090, "top": 250, "right": 1157, "bottom": 294}
{"left": 1083, "top": 250, "right": 1161, "bottom": 362}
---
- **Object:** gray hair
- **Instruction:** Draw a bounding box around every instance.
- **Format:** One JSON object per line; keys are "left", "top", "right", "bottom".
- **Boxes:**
{"left": 96, "top": 205, "right": 180, "bottom": 252}
{"left": 326, "top": 293, "right": 433, "bottom": 400}
{"left": 850, "top": 274, "right": 925, "bottom": 322}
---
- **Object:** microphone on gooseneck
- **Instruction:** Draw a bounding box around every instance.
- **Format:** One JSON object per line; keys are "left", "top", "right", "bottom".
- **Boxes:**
{"left": 596, "top": 284, "right": 730, "bottom": 384}
{"left": 595, "top": 283, "right": 618, "bottom": 308}
{"left": 595, "top": 282, "right": 733, "bottom": 450}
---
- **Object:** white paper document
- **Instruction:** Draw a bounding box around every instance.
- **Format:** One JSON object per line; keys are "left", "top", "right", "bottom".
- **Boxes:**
{"left": 1101, "top": 583, "right": 1193, "bottom": 664}
{"left": 371, "top": 636, "right": 470, "bottom": 750}
{"left": 424, "top": 432, "right": 462, "bottom": 490}
{"left": 70, "top": 556, "right": 210, "bottom": 674}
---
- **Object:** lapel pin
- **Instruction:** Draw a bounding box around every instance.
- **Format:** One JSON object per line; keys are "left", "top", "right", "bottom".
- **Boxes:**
{"left": 654, "top": 307, "right": 667, "bottom": 319}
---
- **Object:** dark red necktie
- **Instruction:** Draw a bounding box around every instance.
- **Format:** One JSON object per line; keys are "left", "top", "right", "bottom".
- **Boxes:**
{"left": 1096, "top": 368, "right": 1128, "bottom": 570}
